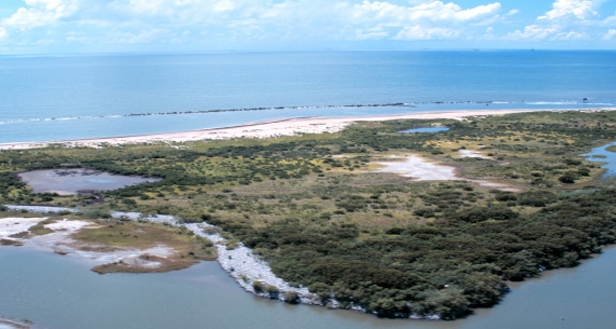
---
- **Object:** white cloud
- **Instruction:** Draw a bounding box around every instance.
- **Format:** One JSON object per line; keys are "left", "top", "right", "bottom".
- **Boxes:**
{"left": 351, "top": 28, "right": 390, "bottom": 40}
{"left": 605, "top": 29, "right": 616, "bottom": 39}
{"left": 507, "top": 24, "right": 563, "bottom": 40}
{"left": 539, "top": 0, "right": 604, "bottom": 21}
{"left": 3, "top": 0, "right": 612, "bottom": 50}
{"left": 505, "top": 9, "right": 519, "bottom": 16}
{"left": 348, "top": 1, "right": 501, "bottom": 24}
{"left": 506, "top": 24, "right": 589, "bottom": 41}
{"left": 2, "top": 0, "right": 78, "bottom": 28}
{"left": 111, "top": 28, "right": 171, "bottom": 44}
{"left": 393, "top": 25, "right": 460, "bottom": 40}
{"left": 506, "top": 0, "right": 608, "bottom": 41}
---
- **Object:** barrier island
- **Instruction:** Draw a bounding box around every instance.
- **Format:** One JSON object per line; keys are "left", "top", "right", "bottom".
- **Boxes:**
{"left": 2, "top": 109, "right": 616, "bottom": 320}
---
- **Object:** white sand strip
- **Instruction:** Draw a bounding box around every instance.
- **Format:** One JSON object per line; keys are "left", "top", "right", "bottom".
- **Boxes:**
{"left": 3, "top": 108, "right": 609, "bottom": 150}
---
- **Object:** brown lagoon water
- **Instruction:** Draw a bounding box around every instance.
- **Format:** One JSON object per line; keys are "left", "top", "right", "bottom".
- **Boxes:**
{"left": 17, "top": 169, "right": 161, "bottom": 195}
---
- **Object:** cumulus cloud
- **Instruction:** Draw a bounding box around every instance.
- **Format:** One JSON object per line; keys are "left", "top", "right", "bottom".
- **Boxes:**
{"left": 507, "top": 24, "right": 590, "bottom": 41}
{"left": 0, "top": 0, "right": 613, "bottom": 51}
{"left": 507, "top": 0, "right": 609, "bottom": 41}
{"left": 3, "top": 0, "right": 78, "bottom": 28}
{"left": 605, "top": 29, "right": 616, "bottom": 39}
{"left": 334, "top": 0, "right": 504, "bottom": 41}
{"left": 393, "top": 25, "right": 460, "bottom": 40}
{"left": 507, "top": 24, "right": 564, "bottom": 40}
{"left": 539, "top": 0, "right": 604, "bottom": 21}
{"left": 0, "top": 0, "right": 510, "bottom": 45}
{"left": 347, "top": 1, "right": 501, "bottom": 24}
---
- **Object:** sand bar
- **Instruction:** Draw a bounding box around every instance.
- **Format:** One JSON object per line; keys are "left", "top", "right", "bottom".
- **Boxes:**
{"left": 1, "top": 108, "right": 613, "bottom": 150}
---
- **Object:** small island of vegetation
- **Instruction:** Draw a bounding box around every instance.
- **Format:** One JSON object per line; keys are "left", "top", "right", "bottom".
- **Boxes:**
{"left": 2, "top": 110, "right": 616, "bottom": 319}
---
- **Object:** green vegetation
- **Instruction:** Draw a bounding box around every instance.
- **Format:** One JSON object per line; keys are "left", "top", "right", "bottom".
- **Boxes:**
{"left": 2, "top": 110, "right": 616, "bottom": 319}
{"left": 27, "top": 218, "right": 57, "bottom": 235}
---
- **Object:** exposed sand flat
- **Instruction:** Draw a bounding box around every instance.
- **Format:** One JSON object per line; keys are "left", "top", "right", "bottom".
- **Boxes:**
{"left": 375, "top": 155, "right": 518, "bottom": 191}
{"left": 459, "top": 150, "right": 492, "bottom": 159}
{"left": 0, "top": 217, "right": 46, "bottom": 237}
{"left": 0, "top": 216, "right": 174, "bottom": 270}
{"left": 376, "top": 155, "right": 457, "bottom": 181}
{"left": 2, "top": 108, "right": 607, "bottom": 150}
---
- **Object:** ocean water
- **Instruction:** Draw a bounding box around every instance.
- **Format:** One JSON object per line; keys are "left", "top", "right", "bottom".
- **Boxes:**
{"left": 1, "top": 50, "right": 615, "bottom": 143}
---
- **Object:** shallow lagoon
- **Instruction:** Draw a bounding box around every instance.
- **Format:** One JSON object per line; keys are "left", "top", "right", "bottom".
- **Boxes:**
{"left": 1, "top": 246, "right": 616, "bottom": 329}
{"left": 17, "top": 169, "right": 161, "bottom": 195}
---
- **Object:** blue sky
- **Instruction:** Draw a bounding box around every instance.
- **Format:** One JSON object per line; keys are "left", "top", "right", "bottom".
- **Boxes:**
{"left": 0, "top": 0, "right": 615, "bottom": 54}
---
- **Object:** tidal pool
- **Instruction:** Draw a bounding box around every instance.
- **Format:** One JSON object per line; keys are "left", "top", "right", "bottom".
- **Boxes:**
{"left": 581, "top": 142, "right": 616, "bottom": 179}
{"left": 17, "top": 169, "right": 161, "bottom": 195}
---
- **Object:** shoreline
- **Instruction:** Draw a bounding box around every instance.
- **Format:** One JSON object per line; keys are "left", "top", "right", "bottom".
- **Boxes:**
{"left": 1, "top": 205, "right": 435, "bottom": 319}
{"left": 0, "top": 318, "right": 31, "bottom": 329}
{"left": 2, "top": 108, "right": 612, "bottom": 150}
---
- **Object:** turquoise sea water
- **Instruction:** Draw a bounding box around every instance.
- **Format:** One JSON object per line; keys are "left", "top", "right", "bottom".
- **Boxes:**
{"left": 1, "top": 50, "right": 615, "bottom": 143}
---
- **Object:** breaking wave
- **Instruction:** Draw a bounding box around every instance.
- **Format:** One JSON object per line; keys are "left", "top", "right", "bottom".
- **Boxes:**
{"left": 1, "top": 99, "right": 613, "bottom": 125}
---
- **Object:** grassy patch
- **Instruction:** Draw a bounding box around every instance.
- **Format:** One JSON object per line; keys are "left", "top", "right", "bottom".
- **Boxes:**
{"left": 28, "top": 219, "right": 57, "bottom": 235}
{"left": 0, "top": 239, "right": 23, "bottom": 246}
{"left": 72, "top": 220, "right": 216, "bottom": 273}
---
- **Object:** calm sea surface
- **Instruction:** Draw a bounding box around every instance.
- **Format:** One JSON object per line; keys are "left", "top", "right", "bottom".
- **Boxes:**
{"left": 1, "top": 51, "right": 615, "bottom": 143}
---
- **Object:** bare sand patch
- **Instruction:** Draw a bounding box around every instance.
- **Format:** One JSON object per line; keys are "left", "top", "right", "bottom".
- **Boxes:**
{"left": 376, "top": 155, "right": 456, "bottom": 181}
{"left": 0, "top": 217, "right": 46, "bottom": 238}
{"left": 459, "top": 150, "right": 492, "bottom": 159}
{"left": 375, "top": 155, "right": 518, "bottom": 191}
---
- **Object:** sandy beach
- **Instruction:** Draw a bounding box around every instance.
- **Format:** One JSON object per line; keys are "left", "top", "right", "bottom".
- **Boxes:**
{"left": 2, "top": 108, "right": 605, "bottom": 150}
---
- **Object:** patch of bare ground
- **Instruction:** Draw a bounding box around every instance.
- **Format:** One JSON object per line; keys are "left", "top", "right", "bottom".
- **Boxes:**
{"left": 0, "top": 216, "right": 216, "bottom": 274}
{"left": 374, "top": 154, "right": 520, "bottom": 191}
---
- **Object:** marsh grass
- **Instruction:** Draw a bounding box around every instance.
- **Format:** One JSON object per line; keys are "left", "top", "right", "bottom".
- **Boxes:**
{"left": 27, "top": 218, "right": 58, "bottom": 235}
{"left": 71, "top": 220, "right": 216, "bottom": 273}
